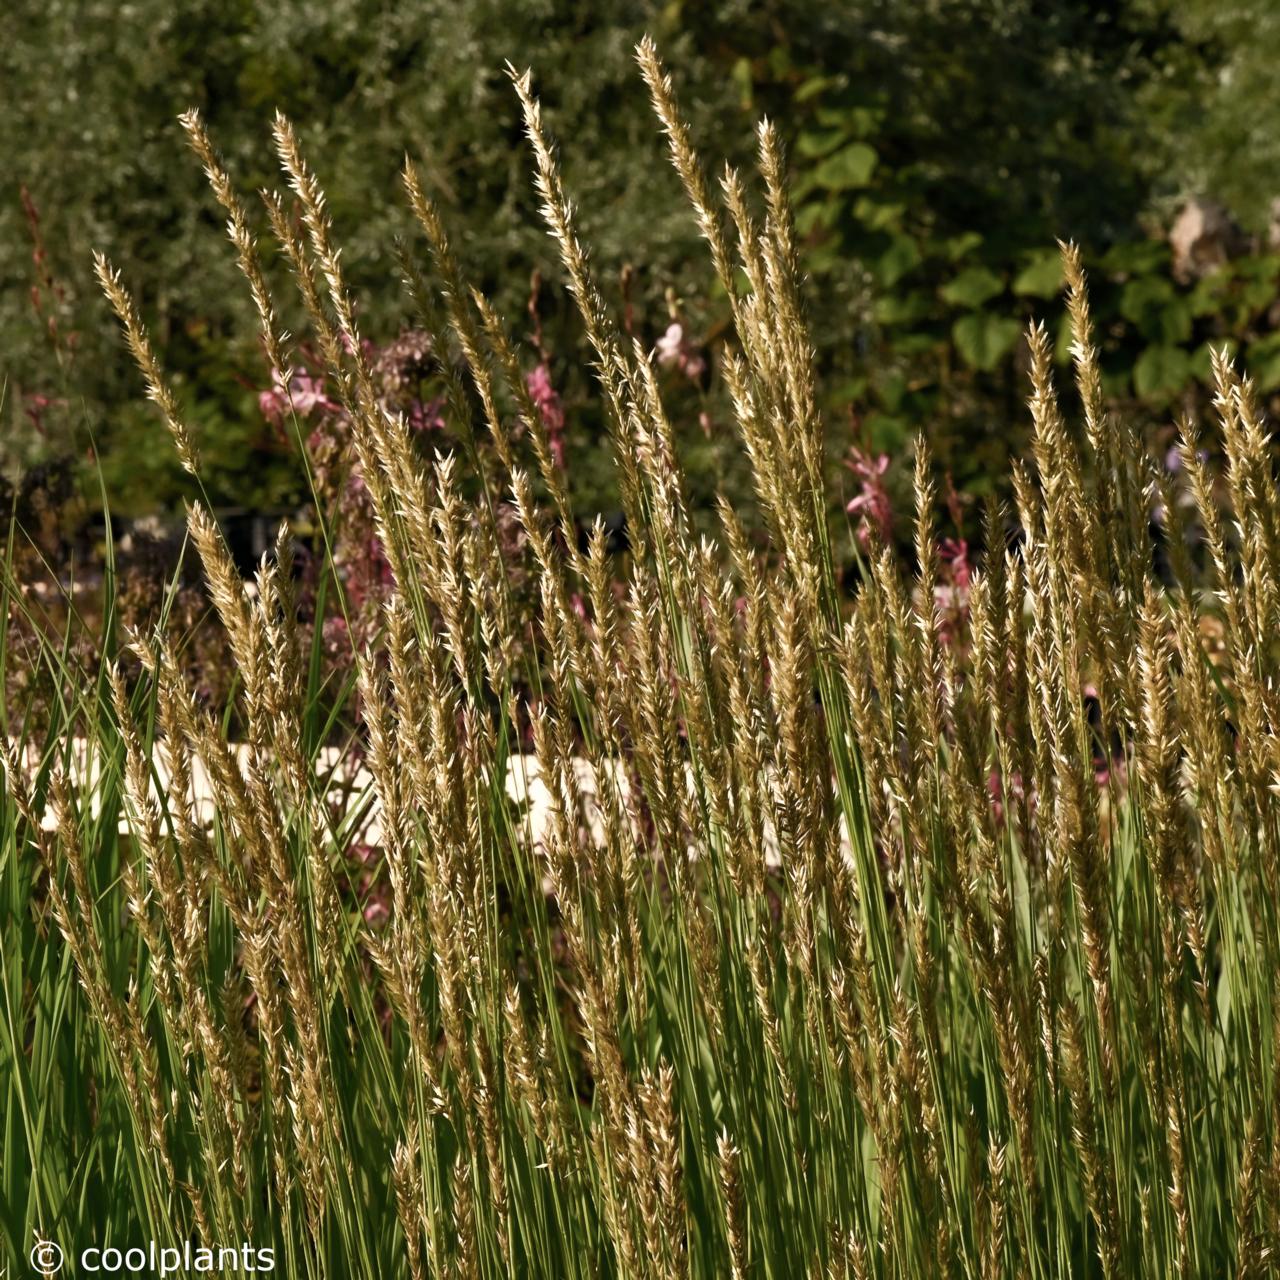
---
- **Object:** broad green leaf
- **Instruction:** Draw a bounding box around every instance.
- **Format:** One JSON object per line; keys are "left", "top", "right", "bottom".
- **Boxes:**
{"left": 894, "top": 332, "right": 942, "bottom": 355}
{"left": 1246, "top": 333, "right": 1280, "bottom": 390}
{"left": 1238, "top": 272, "right": 1280, "bottom": 312}
{"left": 864, "top": 410, "right": 910, "bottom": 451}
{"left": 1013, "top": 251, "right": 1065, "bottom": 298}
{"left": 795, "top": 197, "right": 842, "bottom": 236}
{"left": 1232, "top": 253, "right": 1280, "bottom": 280}
{"left": 875, "top": 291, "right": 931, "bottom": 326}
{"left": 796, "top": 128, "right": 847, "bottom": 159}
{"left": 1133, "top": 344, "right": 1191, "bottom": 398}
{"left": 1187, "top": 273, "right": 1231, "bottom": 317}
{"left": 944, "top": 231, "right": 984, "bottom": 261}
{"left": 952, "top": 312, "right": 1021, "bottom": 370}
{"left": 814, "top": 142, "right": 878, "bottom": 189}
{"left": 941, "top": 266, "right": 1004, "bottom": 309}
{"left": 815, "top": 104, "right": 884, "bottom": 135}
{"left": 874, "top": 235, "right": 922, "bottom": 287}
{"left": 1101, "top": 240, "right": 1170, "bottom": 275}
{"left": 1188, "top": 338, "right": 1236, "bottom": 382}
{"left": 874, "top": 371, "right": 908, "bottom": 411}
{"left": 827, "top": 376, "right": 868, "bottom": 403}
{"left": 794, "top": 74, "right": 841, "bottom": 103}
{"left": 853, "top": 194, "right": 906, "bottom": 231}
{"left": 1119, "top": 277, "right": 1192, "bottom": 343}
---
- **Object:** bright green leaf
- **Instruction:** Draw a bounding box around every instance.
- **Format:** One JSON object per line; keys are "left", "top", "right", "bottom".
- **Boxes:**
{"left": 1013, "top": 251, "right": 1065, "bottom": 298}
{"left": 813, "top": 142, "right": 878, "bottom": 189}
{"left": 1133, "top": 344, "right": 1191, "bottom": 399}
{"left": 944, "top": 232, "right": 984, "bottom": 261}
{"left": 941, "top": 267, "right": 1004, "bottom": 309}
{"left": 952, "top": 312, "right": 1021, "bottom": 370}
{"left": 852, "top": 194, "right": 906, "bottom": 232}
{"left": 875, "top": 291, "right": 931, "bottom": 326}
{"left": 874, "top": 235, "right": 922, "bottom": 287}
{"left": 795, "top": 198, "right": 842, "bottom": 237}
{"left": 795, "top": 129, "right": 847, "bottom": 159}
{"left": 794, "top": 74, "right": 841, "bottom": 103}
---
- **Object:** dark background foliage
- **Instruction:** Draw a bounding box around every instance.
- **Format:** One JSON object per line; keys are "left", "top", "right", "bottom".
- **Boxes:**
{"left": 2, "top": 0, "right": 1275, "bottom": 528}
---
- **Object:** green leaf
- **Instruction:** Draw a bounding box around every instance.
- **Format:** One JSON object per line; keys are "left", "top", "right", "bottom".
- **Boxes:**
{"left": 805, "top": 243, "right": 843, "bottom": 276}
{"left": 894, "top": 332, "right": 942, "bottom": 356}
{"left": 1245, "top": 334, "right": 1280, "bottom": 391}
{"left": 852, "top": 194, "right": 906, "bottom": 232}
{"left": 795, "top": 197, "right": 842, "bottom": 237}
{"left": 1055, "top": 311, "right": 1075, "bottom": 365}
{"left": 1119, "top": 277, "right": 1192, "bottom": 343}
{"left": 1188, "top": 338, "right": 1236, "bottom": 382}
{"left": 845, "top": 106, "right": 885, "bottom": 137}
{"left": 875, "top": 291, "right": 931, "bottom": 326}
{"left": 1133, "top": 344, "right": 1191, "bottom": 399}
{"left": 814, "top": 104, "right": 883, "bottom": 135}
{"left": 1118, "top": 275, "right": 1174, "bottom": 319}
{"left": 1186, "top": 273, "right": 1231, "bottom": 317}
{"left": 827, "top": 376, "right": 868, "bottom": 404}
{"left": 1237, "top": 271, "right": 1280, "bottom": 312}
{"left": 1013, "top": 251, "right": 1065, "bottom": 298}
{"left": 795, "top": 129, "right": 847, "bottom": 159}
{"left": 952, "top": 312, "right": 1021, "bottom": 370}
{"left": 874, "top": 235, "right": 922, "bottom": 288}
{"left": 1232, "top": 253, "right": 1280, "bottom": 280}
{"left": 1103, "top": 367, "right": 1133, "bottom": 399}
{"left": 943, "top": 232, "right": 984, "bottom": 262}
{"left": 1101, "top": 240, "right": 1170, "bottom": 275}
{"left": 941, "top": 267, "right": 1004, "bottom": 309}
{"left": 813, "top": 142, "right": 878, "bottom": 189}
{"left": 864, "top": 411, "right": 910, "bottom": 451}
{"left": 794, "top": 74, "right": 841, "bottom": 104}
{"left": 874, "top": 371, "right": 908, "bottom": 411}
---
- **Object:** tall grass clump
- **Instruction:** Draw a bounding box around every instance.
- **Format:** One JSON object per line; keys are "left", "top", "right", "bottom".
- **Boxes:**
{"left": 4, "top": 41, "right": 1280, "bottom": 1278}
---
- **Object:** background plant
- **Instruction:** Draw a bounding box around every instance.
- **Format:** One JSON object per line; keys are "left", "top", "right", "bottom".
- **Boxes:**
{"left": 9, "top": 0, "right": 1280, "bottom": 530}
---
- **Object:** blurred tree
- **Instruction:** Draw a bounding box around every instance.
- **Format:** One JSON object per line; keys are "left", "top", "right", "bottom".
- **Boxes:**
{"left": 0, "top": 0, "right": 771, "bottom": 512}
{"left": 1146, "top": 0, "right": 1280, "bottom": 234}
{"left": 3, "top": 0, "right": 1280, "bottom": 527}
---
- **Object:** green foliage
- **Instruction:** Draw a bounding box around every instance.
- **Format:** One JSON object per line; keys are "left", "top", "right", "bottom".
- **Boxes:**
{"left": 1148, "top": 0, "right": 1280, "bottom": 232}
{"left": 0, "top": 0, "right": 772, "bottom": 513}
{"left": 7, "top": 0, "right": 1280, "bottom": 520}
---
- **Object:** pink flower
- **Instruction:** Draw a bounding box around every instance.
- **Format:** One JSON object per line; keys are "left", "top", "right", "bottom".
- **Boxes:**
{"left": 258, "top": 367, "right": 337, "bottom": 424}
{"left": 656, "top": 322, "right": 706, "bottom": 381}
{"left": 258, "top": 386, "right": 286, "bottom": 423}
{"left": 937, "top": 537, "right": 972, "bottom": 591}
{"left": 843, "top": 447, "right": 893, "bottom": 547}
{"left": 934, "top": 536, "right": 973, "bottom": 646}
{"left": 407, "top": 394, "right": 447, "bottom": 433}
{"left": 291, "top": 370, "right": 333, "bottom": 415}
{"left": 526, "top": 362, "right": 566, "bottom": 467}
